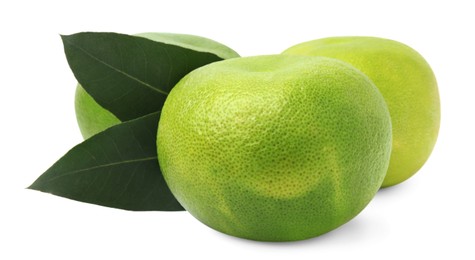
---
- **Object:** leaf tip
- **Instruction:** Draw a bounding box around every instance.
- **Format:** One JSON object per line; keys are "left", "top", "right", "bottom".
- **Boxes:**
{"left": 26, "top": 179, "right": 41, "bottom": 191}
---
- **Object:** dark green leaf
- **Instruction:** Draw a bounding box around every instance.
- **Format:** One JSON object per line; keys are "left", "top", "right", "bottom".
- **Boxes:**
{"left": 61, "top": 32, "right": 223, "bottom": 121}
{"left": 29, "top": 112, "right": 183, "bottom": 211}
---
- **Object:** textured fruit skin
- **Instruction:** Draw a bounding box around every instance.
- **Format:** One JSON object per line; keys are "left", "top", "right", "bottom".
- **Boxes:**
{"left": 283, "top": 37, "right": 440, "bottom": 187}
{"left": 157, "top": 55, "right": 392, "bottom": 241}
{"left": 75, "top": 85, "right": 120, "bottom": 139}
{"left": 74, "top": 32, "right": 240, "bottom": 139}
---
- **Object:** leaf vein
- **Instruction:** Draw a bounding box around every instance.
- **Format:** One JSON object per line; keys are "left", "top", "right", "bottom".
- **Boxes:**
{"left": 64, "top": 37, "right": 169, "bottom": 96}
{"left": 42, "top": 156, "right": 157, "bottom": 184}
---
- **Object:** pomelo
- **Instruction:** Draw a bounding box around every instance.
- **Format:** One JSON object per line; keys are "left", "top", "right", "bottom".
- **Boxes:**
{"left": 157, "top": 55, "right": 392, "bottom": 241}
{"left": 283, "top": 37, "right": 440, "bottom": 187}
{"left": 75, "top": 33, "right": 240, "bottom": 139}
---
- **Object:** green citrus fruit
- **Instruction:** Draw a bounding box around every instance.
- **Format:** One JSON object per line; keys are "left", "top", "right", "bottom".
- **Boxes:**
{"left": 157, "top": 55, "right": 392, "bottom": 241}
{"left": 75, "top": 33, "right": 240, "bottom": 139}
{"left": 283, "top": 37, "right": 440, "bottom": 187}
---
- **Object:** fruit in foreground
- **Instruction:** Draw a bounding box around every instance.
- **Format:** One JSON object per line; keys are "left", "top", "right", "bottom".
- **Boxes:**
{"left": 75, "top": 33, "right": 240, "bottom": 139}
{"left": 157, "top": 55, "right": 392, "bottom": 241}
{"left": 283, "top": 37, "right": 440, "bottom": 187}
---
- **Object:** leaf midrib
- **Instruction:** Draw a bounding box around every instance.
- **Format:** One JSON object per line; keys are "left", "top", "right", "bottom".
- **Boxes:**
{"left": 36, "top": 156, "right": 157, "bottom": 185}
{"left": 63, "top": 36, "right": 169, "bottom": 96}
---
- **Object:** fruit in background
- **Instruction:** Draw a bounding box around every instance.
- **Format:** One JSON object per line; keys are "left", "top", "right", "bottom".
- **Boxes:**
{"left": 75, "top": 85, "right": 120, "bottom": 139}
{"left": 75, "top": 33, "right": 240, "bottom": 139}
{"left": 283, "top": 37, "right": 440, "bottom": 187}
{"left": 157, "top": 55, "right": 392, "bottom": 241}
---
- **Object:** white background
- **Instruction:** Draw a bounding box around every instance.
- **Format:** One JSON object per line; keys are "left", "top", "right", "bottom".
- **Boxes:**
{"left": 1, "top": 0, "right": 474, "bottom": 259}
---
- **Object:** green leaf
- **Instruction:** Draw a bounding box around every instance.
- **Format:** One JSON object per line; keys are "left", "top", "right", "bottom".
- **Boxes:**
{"left": 28, "top": 112, "right": 183, "bottom": 211}
{"left": 61, "top": 32, "right": 223, "bottom": 121}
